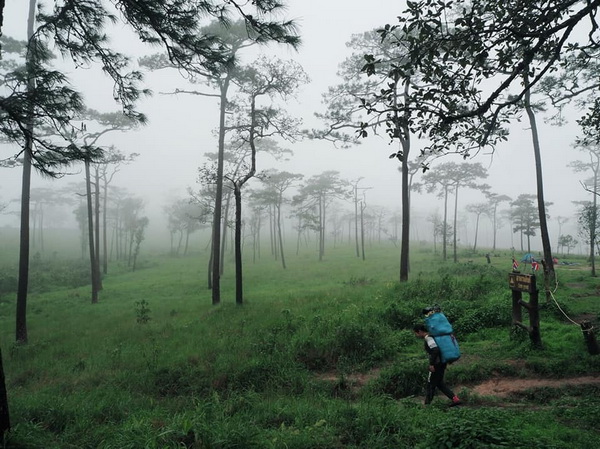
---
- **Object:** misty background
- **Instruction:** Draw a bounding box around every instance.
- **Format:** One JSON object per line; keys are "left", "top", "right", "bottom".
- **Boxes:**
{"left": 0, "top": 0, "right": 587, "bottom": 255}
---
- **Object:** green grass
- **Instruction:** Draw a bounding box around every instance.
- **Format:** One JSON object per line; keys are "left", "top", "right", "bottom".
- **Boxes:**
{"left": 0, "top": 239, "right": 599, "bottom": 448}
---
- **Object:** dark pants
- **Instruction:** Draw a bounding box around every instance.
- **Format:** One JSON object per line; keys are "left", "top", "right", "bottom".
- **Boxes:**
{"left": 424, "top": 362, "right": 455, "bottom": 404}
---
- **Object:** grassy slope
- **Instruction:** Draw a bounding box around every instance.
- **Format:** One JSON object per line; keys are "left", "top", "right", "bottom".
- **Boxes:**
{"left": 0, "top": 242, "right": 599, "bottom": 448}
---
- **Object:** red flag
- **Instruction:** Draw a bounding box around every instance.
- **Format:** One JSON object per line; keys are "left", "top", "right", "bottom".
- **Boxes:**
{"left": 532, "top": 260, "right": 539, "bottom": 271}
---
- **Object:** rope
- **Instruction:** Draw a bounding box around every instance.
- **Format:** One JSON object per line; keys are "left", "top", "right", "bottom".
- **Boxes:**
{"left": 546, "top": 269, "right": 581, "bottom": 327}
{"left": 550, "top": 267, "right": 559, "bottom": 294}
{"left": 548, "top": 288, "right": 580, "bottom": 326}
{"left": 515, "top": 260, "right": 591, "bottom": 330}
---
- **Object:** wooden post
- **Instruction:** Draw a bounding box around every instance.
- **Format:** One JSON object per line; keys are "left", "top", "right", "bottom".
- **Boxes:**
{"left": 528, "top": 288, "right": 543, "bottom": 349}
{"left": 508, "top": 272, "right": 543, "bottom": 349}
{"left": 581, "top": 321, "right": 600, "bottom": 356}
{"left": 511, "top": 289, "right": 522, "bottom": 324}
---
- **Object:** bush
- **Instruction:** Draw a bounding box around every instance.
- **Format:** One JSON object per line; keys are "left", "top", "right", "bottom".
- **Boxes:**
{"left": 27, "top": 258, "right": 91, "bottom": 292}
{"left": 292, "top": 307, "right": 395, "bottom": 371}
{"left": 452, "top": 295, "right": 512, "bottom": 335}
{"left": 380, "top": 300, "right": 420, "bottom": 329}
{"left": 0, "top": 265, "right": 17, "bottom": 300}
{"left": 151, "top": 364, "right": 211, "bottom": 397}
{"left": 366, "top": 361, "right": 425, "bottom": 398}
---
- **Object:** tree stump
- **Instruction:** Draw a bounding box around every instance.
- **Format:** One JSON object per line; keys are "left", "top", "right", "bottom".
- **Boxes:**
{"left": 581, "top": 320, "right": 600, "bottom": 356}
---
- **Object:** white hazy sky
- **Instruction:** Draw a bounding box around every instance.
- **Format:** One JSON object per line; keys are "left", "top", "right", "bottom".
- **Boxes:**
{"left": 0, "top": 0, "right": 591, "bottom": 251}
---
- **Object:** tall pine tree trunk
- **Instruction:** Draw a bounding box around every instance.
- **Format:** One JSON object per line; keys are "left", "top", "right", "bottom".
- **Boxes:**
{"left": 442, "top": 186, "right": 449, "bottom": 261}
{"left": 524, "top": 73, "right": 555, "bottom": 300}
{"left": 211, "top": 80, "right": 229, "bottom": 305}
{"left": 234, "top": 184, "right": 244, "bottom": 304}
{"left": 453, "top": 185, "right": 459, "bottom": 263}
{"left": 276, "top": 202, "right": 286, "bottom": 269}
{"left": 591, "top": 172, "right": 598, "bottom": 276}
{"left": 94, "top": 169, "right": 102, "bottom": 290}
{"left": 399, "top": 79, "right": 411, "bottom": 281}
{"left": 0, "top": 346, "right": 9, "bottom": 437}
{"left": 85, "top": 160, "right": 99, "bottom": 304}
{"left": 16, "top": 0, "right": 37, "bottom": 344}
{"left": 102, "top": 177, "right": 109, "bottom": 274}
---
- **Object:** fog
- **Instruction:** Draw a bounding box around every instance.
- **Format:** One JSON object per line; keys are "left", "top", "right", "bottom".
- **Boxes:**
{"left": 0, "top": 1, "right": 591, "bottom": 255}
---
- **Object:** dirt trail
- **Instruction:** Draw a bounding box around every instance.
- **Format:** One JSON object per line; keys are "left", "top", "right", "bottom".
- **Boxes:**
{"left": 316, "top": 370, "right": 600, "bottom": 399}
{"left": 468, "top": 375, "right": 600, "bottom": 397}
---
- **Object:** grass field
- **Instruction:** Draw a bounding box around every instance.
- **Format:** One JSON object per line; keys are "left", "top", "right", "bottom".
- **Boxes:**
{"left": 0, "top": 236, "right": 599, "bottom": 448}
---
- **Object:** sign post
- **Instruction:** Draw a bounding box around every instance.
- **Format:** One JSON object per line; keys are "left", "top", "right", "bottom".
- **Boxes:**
{"left": 508, "top": 272, "right": 543, "bottom": 348}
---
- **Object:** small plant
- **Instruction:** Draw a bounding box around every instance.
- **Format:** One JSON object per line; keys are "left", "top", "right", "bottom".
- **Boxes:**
{"left": 416, "top": 409, "right": 552, "bottom": 449}
{"left": 109, "top": 344, "right": 123, "bottom": 368}
{"left": 344, "top": 276, "right": 373, "bottom": 286}
{"left": 72, "top": 359, "right": 86, "bottom": 373}
{"left": 135, "top": 300, "right": 151, "bottom": 324}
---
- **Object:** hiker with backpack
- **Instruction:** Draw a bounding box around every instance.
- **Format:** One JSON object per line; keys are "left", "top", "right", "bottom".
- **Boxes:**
{"left": 414, "top": 323, "right": 461, "bottom": 406}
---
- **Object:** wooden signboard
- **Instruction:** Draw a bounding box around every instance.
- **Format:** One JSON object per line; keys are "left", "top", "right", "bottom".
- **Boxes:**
{"left": 508, "top": 272, "right": 537, "bottom": 293}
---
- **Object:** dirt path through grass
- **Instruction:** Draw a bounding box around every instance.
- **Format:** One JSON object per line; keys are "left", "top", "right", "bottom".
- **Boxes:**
{"left": 468, "top": 375, "right": 600, "bottom": 397}
{"left": 317, "top": 370, "right": 600, "bottom": 400}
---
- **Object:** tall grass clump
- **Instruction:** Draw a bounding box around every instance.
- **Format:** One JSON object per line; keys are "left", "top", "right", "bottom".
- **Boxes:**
{"left": 380, "top": 266, "right": 508, "bottom": 334}
{"left": 415, "top": 408, "right": 556, "bottom": 449}
{"left": 291, "top": 305, "right": 396, "bottom": 371}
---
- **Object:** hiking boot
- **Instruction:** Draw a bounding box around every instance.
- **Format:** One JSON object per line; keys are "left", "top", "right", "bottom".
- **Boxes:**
{"left": 449, "top": 395, "right": 462, "bottom": 407}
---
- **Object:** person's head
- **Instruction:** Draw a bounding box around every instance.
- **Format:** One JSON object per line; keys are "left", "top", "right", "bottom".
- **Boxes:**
{"left": 413, "top": 324, "right": 428, "bottom": 338}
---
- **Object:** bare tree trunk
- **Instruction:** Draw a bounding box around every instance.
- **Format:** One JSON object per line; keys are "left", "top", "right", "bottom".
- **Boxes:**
{"left": 296, "top": 216, "right": 302, "bottom": 256}
{"left": 220, "top": 189, "right": 232, "bottom": 275}
{"left": 16, "top": 0, "right": 37, "bottom": 344}
{"left": 102, "top": 178, "right": 109, "bottom": 274}
{"left": 177, "top": 230, "right": 183, "bottom": 255}
{"left": 524, "top": 76, "right": 555, "bottom": 300}
{"left": 353, "top": 181, "right": 360, "bottom": 257}
{"left": 442, "top": 186, "right": 449, "bottom": 261}
{"left": 85, "top": 160, "right": 99, "bottom": 304}
{"left": 453, "top": 184, "right": 459, "bottom": 263}
{"left": 473, "top": 214, "right": 480, "bottom": 251}
{"left": 0, "top": 346, "right": 10, "bottom": 437}
{"left": 276, "top": 203, "right": 286, "bottom": 269}
{"left": 16, "top": 142, "right": 32, "bottom": 344}
{"left": 94, "top": 169, "right": 102, "bottom": 290}
{"left": 0, "top": 0, "right": 6, "bottom": 39}
{"left": 318, "top": 197, "right": 325, "bottom": 261}
{"left": 184, "top": 229, "right": 190, "bottom": 255}
{"left": 207, "top": 234, "right": 213, "bottom": 289}
{"left": 492, "top": 205, "right": 498, "bottom": 251}
{"left": 39, "top": 206, "right": 44, "bottom": 252}
{"left": 211, "top": 80, "right": 230, "bottom": 305}
{"left": 234, "top": 185, "right": 244, "bottom": 304}
{"left": 256, "top": 213, "right": 261, "bottom": 261}
{"left": 591, "top": 174, "right": 598, "bottom": 276}
{"left": 360, "top": 200, "right": 366, "bottom": 261}
{"left": 399, "top": 80, "right": 411, "bottom": 281}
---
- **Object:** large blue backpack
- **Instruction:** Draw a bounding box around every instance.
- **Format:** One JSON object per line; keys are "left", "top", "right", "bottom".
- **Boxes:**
{"left": 425, "top": 311, "right": 461, "bottom": 364}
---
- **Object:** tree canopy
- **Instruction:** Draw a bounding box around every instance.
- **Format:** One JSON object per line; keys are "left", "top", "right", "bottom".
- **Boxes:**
{"left": 369, "top": 0, "right": 600, "bottom": 155}
{"left": 1, "top": 1, "right": 300, "bottom": 174}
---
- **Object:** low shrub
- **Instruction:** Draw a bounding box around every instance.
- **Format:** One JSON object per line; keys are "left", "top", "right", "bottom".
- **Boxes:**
{"left": 151, "top": 364, "right": 211, "bottom": 398}
{"left": 452, "top": 294, "right": 512, "bottom": 335}
{"left": 292, "top": 307, "right": 395, "bottom": 371}
{"left": 365, "top": 361, "right": 424, "bottom": 399}
{"left": 416, "top": 408, "right": 553, "bottom": 449}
